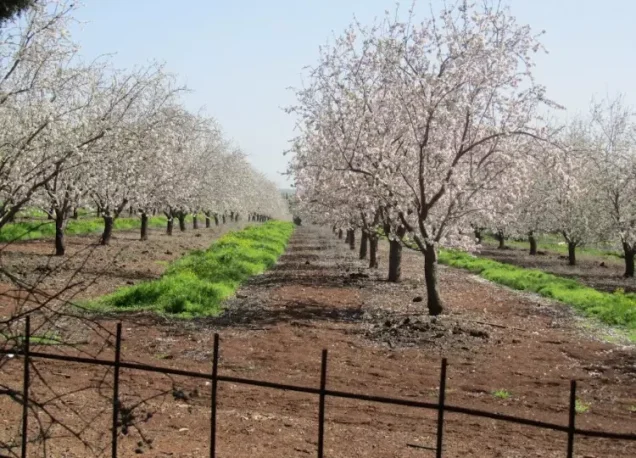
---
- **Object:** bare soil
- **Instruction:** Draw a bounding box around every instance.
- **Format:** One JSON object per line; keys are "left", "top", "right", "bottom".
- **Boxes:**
{"left": 0, "top": 225, "right": 635, "bottom": 457}
{"left": 478, "top": 244, "right": 636, "bottom": 294}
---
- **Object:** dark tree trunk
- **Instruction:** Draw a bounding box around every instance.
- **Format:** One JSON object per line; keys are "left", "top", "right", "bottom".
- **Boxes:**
{"left": 72, "top": 208, "right": 78, "bottom": 220}
{"left": 193, "top": 215, "right": 198, "bottom": 229}
{"left": 496, "top": 231, "right": 506, "bottom": 249}
{"left": 568, "top": 242, "right": 576, "bottom": 266}
{"left": 96, "top": 206, "right": 102, "bottom": 218}
{"left": 529, "top": 231, "right": 537, "bottom": 255}
{"left": 387, "top": 226, "right": 405, "bottom": 282}
{"left": 128, "top": 206, "right": 133, "bottom": 217}
{"left": 474, "top": 228, "right": 482, "bottom": 244}
{"left": 348, "top": 229, "right": 355, "bottom": 250}
{"left": 214, "top": 214, "right": 219, "bottom": 226}
{"left": 369, "top": 234, "right": 379, "bottom": 269}
{"left": 222, "top": 215, "right": 226, "bottom": 224}
{"left": 140, "top": 213, "right": 149, "bottom": 241}
{"left": 424, "top": 243, "right": 444, "bottom": 315}
{"left": 338, "top": 229, "right": 343, "bottom": 239}
{"left": 178, "top": 215, "right": 186, "bottom": 231}
{"left": 100, "top": 216, "right": 114, "bottom": 246}
{"left": 359, "top": 231, "right": 368, "bottom": 259}
{"left": 166, "top": 217, "right": 174, "bottom": 236}
{"left": 623, "top": 243, "right": 635, "bottom": 278}
{"left": 54, "top": 212, "right": 66, "bottom": 256}
{"left": 388, "top": 239, "right": 402, "bottom": 282}
{"left": 205, "top": 215, "right": 211, "bottom": 228}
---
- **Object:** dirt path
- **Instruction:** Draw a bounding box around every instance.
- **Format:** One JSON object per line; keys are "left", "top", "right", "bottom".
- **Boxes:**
{"left": 0, "top": 225, "right": 635, "bottom": 457}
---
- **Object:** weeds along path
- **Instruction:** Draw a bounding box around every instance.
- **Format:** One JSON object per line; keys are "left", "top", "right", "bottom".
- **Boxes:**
{"left": 0, "top": 221, "right": 248, "bottom": 314}
{"left": 0, "top": 225, "right": 634, "bottom": 457}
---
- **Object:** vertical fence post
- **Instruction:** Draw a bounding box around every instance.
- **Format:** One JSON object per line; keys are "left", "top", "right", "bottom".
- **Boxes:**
{"left": 111, "top": 323, "right": 122, "bottom": 458}
{"left": 566, "top": 380, "right": 576, "bottom": 458}
{"left": 21, "top": 315, "right": 31, "bottom": 458}
{"left": 436, "top": 358, "right": 447, "bottom": 458}
{"left": 210, "top": 333, "right": 219, "bottom": 458}
{"left": 318, "top": 349, "right": 328, "bottom": 458}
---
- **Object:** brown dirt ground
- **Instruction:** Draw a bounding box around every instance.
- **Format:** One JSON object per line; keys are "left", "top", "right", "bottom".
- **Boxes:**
{"left": 0, "top": 225, "right": 635, "bottom": 457}
{"left": 477, "top": 244, "right": 636, "bottom": 294}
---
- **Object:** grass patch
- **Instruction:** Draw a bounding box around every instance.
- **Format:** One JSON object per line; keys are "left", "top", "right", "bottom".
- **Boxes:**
{"left": 575, "top": 399, "right": 591, "bottom": 414}
{"left": 492, "top": 389, "right": 511, "bottom": 400}
{"left": 1, "top": 331, "right": 63, "bottom": 346}
{"left": 0, "top": 216, "right": 169, "bottom": 243}
{"left": 87, "top": 221, "right": 294, "bottom": 318}
{"left": 438, "top": 249, "right": 636, "bottom": 340}
{"left": 482, "top": 234, "right": 623, "bottom": 261}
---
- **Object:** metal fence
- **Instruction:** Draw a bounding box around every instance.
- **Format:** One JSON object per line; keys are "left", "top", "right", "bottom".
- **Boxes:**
{"left": 3, "top": 317, "right": 636, "bottom": 458}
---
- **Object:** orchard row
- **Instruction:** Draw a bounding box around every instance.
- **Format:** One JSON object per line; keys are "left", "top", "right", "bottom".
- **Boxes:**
{"left": 0, "top": 1, "right": 289, "bottom": 256}
{"left": 288, "top": 1, "right": 636, "bottom": 316}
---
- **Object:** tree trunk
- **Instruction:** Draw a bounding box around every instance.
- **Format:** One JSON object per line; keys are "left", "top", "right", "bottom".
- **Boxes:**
{"left": 424, "top": 243, "right": 444, "bottom": 315}
{"left": 166, "top": 217, "right": 174, "bottom": 236}
{"left": 348, "top": 229, "right": 355, "bottom": 250}
{"left": 369, "top": 234, "right": 379, "bottom": 269}
{"left": 96, "top": 206, "right": 101, "bottom": 218}
{"left": 388, "top": 226, "right": 405, "bottom": 282}
{"left": 338, "top": 229, "right": 343, "bottom": 239}
{"left": 100, "top": 216, "right": 114, "bottom": 246}
{"left": 178, "top": 215, "right": 186, "bottom": 231}
{"left": 623, "top": 243, "right": 635, "bottom": 278}
{"left": 529, "top": 231, "right": 537, "bottom": 255}
{"left": 568, "top": 242, "right": 576, "bottom": 266}
{"left": 140, "top": 213, "right": 149, "bottom": 241}
{"left": 359, "top": 231, "right": 368, "bottom": 259}
{"left": 388, "top": 239, "right": 402, "bottom": 282}
{"left": 214, "top": 214, "right": 219, "bottom": 226}
{"left": 222, "top": 215, "right": 226, "bottom": 224}
{"left": 205, "top": 215, "right": 211, "bottom": 228}
{"left": 193, "top": 215, "right": 198, "bottom": 229}
{"left": 54, "top": 213, "right": 66, "bottom": 256}
{"left": 474, "top": 228, "right": 482, "bottom": 244}
{"left": 496, "top": 231, "right": 506, "bottom": 249}
{"left": 72, "top": 208, "right": 78, "bottom": 220}
{"left": 128, "top": 206, "right": 133, "bottom": 217}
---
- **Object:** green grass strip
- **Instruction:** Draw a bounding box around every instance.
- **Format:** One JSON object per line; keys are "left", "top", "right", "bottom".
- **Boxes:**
{"left": 87, "top": 221, "right": 294, "bottom": 318}
{"left": 482, "top": 234, "right": 623, "bottom": 260}
{"left": 438, "top": 249, "right": 636, "bottom": 340}
{"left": 0, "top": 216, "right": 170, "bottom": 243}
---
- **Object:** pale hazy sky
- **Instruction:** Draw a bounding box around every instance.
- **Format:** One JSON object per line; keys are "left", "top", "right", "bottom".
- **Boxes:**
{"left": 71, "top": 1, "right": 636, "bottom": 187}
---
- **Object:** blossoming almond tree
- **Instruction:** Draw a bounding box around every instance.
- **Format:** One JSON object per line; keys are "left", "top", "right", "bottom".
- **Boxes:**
{"left": 290, "top": 1, "right": 555, "bottom": 315}
{"left": 0, "top": 0, "right": 82, "bottom": 229}
{"left": 589, "top": 95, "right": 636, "bottom": 277}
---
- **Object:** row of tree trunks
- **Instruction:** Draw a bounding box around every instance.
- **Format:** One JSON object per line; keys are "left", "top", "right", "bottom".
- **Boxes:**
{"left": 338, "top": 227, "right": 379, "bottom": 269}
{"left": 338, "top": 225, "right": 442, "bottom": 315}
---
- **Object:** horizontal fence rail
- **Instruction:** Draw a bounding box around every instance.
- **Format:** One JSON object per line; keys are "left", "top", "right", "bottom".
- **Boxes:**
{"left": 2, "top": 317, "right": 636, "bottom": 458}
